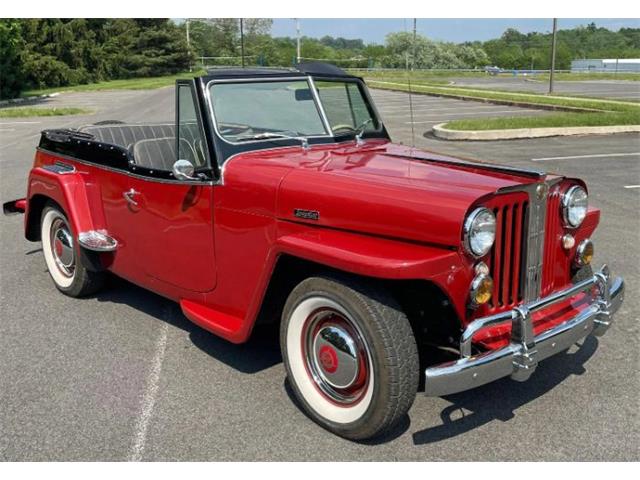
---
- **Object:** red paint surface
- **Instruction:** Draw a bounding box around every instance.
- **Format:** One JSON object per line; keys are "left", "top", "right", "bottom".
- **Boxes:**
{"left": 24, "top": 142, "right": 600, "bottom": 349}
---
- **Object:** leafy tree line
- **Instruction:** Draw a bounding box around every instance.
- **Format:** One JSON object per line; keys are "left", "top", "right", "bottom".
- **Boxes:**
{"left": 1, "top": 19, "right": 639, "bottom": 99}
{"left": 186, "top": 20, "right": 639, "bottom": 71}
{"left": 482, "top": 23, "right": 640, "bottom": 70}
{"left": 1, "top": 19, "right": 191, "bottom": 99}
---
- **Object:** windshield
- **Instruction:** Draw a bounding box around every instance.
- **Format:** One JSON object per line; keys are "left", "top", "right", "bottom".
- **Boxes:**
{"left": 314, "top": 80, "right": 380, "bottom": 135}
{"left": 209, "top": 78, "right": 380, "bottom": 143}
{"left": 210, "top": 80, "right": 327, "bottom": 142}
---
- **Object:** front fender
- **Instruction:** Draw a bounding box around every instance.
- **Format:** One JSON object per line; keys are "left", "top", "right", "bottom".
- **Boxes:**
{"left": 275, "top": 221, "right": 459, "bottom": 280}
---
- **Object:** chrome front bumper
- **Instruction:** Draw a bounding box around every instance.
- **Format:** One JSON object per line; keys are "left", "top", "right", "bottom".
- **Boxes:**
{"left": 424, "top": 265, "right": 625, "bottom": 397}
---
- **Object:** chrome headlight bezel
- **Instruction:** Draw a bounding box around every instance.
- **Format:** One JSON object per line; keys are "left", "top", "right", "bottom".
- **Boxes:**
{"left": 464, "top": 207, "right": 496, "bottom": 258}
{"left": 562, "top": 185, "right": 588, "bottom": 228}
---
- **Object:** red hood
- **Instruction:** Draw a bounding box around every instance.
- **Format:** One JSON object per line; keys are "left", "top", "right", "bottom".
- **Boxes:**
{"left": 224, "top": 141, "right": 543, "bottom": 248}
{"left": 274, "top": 141, "right": 542, "bottom": 247}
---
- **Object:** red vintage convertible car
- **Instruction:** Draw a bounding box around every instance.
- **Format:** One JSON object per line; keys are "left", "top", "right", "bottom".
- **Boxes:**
{"left": 3, "top": 63, "right": 625, "bottom": 440}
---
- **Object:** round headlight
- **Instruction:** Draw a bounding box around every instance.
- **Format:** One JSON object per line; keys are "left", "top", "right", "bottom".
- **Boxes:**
{"left": 562, "top": 185, "right": 588, "bottom": 228}
{"left": 464, "top": 207, "right": 496, "bottom": 257}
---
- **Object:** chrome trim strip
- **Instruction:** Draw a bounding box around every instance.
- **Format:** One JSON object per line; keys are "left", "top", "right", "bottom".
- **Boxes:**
{"left": 37, "top": 147, "right": 214, "bottom": 186}
{"left": 424, "top": 265, "right": 624, "bottom": 397}
{"left": 307, "top": 76, "right": 332, "bottom": 134}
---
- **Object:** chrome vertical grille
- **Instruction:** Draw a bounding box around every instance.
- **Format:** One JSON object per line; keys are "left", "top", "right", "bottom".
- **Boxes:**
{"left": 485, "top": 178, "right": 563, "bottom": 312}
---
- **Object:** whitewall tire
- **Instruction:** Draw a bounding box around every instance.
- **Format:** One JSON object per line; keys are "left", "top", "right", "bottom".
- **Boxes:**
{"left": 281, "top": 275, "right": 419, "bottom": 440}
{"left": 40, "top": 204, "right": 105, "bottom": 297}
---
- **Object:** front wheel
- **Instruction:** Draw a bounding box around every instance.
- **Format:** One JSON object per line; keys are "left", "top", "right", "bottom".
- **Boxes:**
{"left": 280, "top": 275, "right": 419, "bottom": 440}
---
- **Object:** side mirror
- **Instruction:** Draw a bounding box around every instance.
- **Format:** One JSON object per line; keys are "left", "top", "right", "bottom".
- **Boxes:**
{"left": 172, "top": 159, "right": 197, "bottom": 181}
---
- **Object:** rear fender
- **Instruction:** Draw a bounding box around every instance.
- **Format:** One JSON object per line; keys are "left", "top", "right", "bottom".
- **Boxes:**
{"left": 26, "top": 166, "right": 107, "bottom": 244}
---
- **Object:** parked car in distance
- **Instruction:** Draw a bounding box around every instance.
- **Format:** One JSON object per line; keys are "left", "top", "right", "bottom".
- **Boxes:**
{"left": 3, "top": 62, "right": 625, "bottom": 440}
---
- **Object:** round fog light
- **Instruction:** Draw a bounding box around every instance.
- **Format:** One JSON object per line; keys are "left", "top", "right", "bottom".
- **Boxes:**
{"left": 575, "top": 239, "right": 594, "bottom": 267}
{"left": 470, "top": 274, "right": 493, "bottom": 306}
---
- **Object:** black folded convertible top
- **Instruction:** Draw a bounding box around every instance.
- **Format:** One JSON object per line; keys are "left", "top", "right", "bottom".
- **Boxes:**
{"left": 202, "top": 61, "right": 360, "bottom": 81}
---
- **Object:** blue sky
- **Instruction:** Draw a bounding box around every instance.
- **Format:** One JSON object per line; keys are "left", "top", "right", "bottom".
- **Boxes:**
{"left": 271, "top": 18, "right": 639, "bottom": 43}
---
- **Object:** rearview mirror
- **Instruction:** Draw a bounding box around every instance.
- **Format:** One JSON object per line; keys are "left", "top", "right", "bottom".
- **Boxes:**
{"left": 294, "top": 88, "right": 313, "bottom": 101}
{"left": 172, "top": 159, "right": 197, "bottom": 181}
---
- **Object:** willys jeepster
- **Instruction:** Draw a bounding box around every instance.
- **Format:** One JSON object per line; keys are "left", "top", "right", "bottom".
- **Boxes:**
{"left": 3, "top": 62, "right": 625, "bottom": 440}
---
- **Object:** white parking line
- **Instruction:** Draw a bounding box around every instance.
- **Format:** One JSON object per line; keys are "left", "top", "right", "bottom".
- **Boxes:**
{"left": 532, "top": 152, "right": 640, "bottom": 162}
{"left": 129, "top": 320, "right": 168, "bottom": 462}
{"left": 0, "top": 121, "right": 42, "bottom": 125}
{"left": 623, "top": 185, "right": 640, "bottom": 189}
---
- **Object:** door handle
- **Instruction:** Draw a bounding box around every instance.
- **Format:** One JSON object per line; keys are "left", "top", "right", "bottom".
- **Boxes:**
{"left": 123, "top": 188, "right": 140, "bottom": 206}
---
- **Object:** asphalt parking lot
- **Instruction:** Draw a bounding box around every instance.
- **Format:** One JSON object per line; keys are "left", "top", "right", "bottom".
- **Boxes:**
{"left": 1, "top": 86, "right": 638, "bottom": 461}
{"left": 447, "top": 75, "right": 640, "bottom": 101}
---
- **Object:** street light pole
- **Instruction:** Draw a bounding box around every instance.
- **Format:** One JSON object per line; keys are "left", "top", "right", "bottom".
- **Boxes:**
{"left": 186, "top": 19, "right": 192, "bottom": 72}
{"left": 412, "top": 18, "right": 417, "bottom": 71}
{"left": 296, "top": 18, "right": 301, "bottom": 64}
{"left": 549, "top": 18, "right": 558, "bottom": 94}
{"left": 240, "top": 18, "right": 245, "bottom": 68}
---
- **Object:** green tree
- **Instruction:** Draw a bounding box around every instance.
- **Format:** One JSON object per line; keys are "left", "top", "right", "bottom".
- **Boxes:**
{"left": 0, "top": 19, "right": 25, "bottom": 98}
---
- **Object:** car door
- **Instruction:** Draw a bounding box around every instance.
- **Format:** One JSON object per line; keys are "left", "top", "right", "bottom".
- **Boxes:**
{"left": 124, "top": 81, "right": 217, "bottom": 293}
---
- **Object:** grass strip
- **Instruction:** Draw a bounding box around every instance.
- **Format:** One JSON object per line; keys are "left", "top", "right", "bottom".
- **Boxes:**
{"left": 21, "top": 71, "right": 206, "bottom": 97}
{"left": 0, "top": 107, "right": 91, "bottom": 118}
{"left": 443, "top": 111, "right": 640, "bottom": 131}
{"left": 366, "top": 79, "right": 640, "bottom": 113}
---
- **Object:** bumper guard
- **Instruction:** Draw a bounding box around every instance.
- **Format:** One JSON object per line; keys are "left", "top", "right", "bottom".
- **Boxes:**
{"left": 424, "top": 265, "right": 624, "bottom": 397}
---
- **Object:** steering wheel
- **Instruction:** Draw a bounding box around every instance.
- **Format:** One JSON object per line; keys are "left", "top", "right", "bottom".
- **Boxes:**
{"left": 331, "top": 124, "right": 357, "bottom": 133}
{"left": 219, "top": 123, "right": 253, "bottom": 136}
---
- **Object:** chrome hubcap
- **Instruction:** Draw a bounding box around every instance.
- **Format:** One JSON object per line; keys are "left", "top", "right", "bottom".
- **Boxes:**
{"left": 303, "top": 308, "right": 370, "bottom": 405}
{"left": 50, "top": 218, "right": 75, "bottom": 277}
{"left": 312, "top": 325, "right": 359, "bottom": 389}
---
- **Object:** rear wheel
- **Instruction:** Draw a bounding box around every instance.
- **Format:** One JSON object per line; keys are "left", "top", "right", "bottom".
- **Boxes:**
{"left": 281, "top": 275, "right": 419, "bottom": 440}
{"left": 41, "top": 204, "right": 105, "bottom": 297}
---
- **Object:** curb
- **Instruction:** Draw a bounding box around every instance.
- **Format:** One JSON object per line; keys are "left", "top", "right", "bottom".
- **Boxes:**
{"left": 432, "top": 123, "right": 640, "bottom": 141}
{"left": 0, "top": 92, "right": 60, "bottom": 107}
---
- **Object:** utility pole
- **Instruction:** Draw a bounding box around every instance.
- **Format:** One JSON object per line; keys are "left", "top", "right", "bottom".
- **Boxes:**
{"left": 295, "top": 18, "right": 301, "bottom": 64}
{"left": 412, "top": 18, "right": 417, "bottom": 71}
{"left": 186, "top": 19, "right": 192, "bottom": 72}
{"left": 240, "top": 19, "right": 245, "bottom": 68}
{"left": 549, "top": 18, "right": 558, "bottom": 94}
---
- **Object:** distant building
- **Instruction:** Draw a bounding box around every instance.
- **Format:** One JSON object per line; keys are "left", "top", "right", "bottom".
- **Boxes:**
{"left": 571, "top": 59, "right": 640, "bottom": 73}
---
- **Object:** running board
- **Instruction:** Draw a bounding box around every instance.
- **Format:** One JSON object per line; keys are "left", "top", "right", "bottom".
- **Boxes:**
{"left": 180, "top": 299, "right": 245, "bottom": 343}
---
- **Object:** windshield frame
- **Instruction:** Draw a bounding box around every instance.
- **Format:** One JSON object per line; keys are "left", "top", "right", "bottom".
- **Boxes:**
{"left": 204, "top": 75, "right": 384, "bottom": 147}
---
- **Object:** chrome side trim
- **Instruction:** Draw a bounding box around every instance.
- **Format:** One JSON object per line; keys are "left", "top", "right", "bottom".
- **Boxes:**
{"left": 424, "top": 264, "right": 624, "bottom": 397}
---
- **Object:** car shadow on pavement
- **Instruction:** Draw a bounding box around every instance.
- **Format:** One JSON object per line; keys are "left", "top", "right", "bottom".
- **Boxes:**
{"left": 94, "top": 275, "right": 282, "bottom": 374}
{"left": 412, "top": 335, "right": 598, "bottom": 445}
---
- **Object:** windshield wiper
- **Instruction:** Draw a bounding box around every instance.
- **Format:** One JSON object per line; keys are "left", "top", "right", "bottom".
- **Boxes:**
{"left": 236, "top": 131, "right": 309, "bottom": 150}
